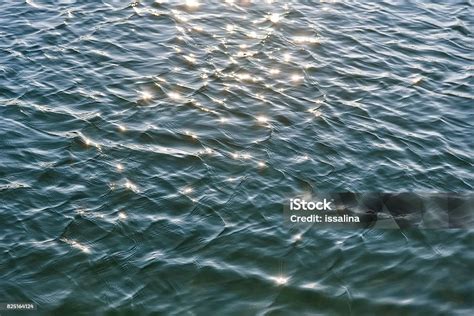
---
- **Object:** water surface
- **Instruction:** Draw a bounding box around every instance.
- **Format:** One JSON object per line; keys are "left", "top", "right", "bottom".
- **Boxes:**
{"left": 0, "top": 0, "right": 473, "bottom": 315}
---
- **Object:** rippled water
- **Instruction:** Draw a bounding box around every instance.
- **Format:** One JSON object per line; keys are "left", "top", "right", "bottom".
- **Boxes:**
{"left": 1, "top": 0, "right": 473, "bottom": 315}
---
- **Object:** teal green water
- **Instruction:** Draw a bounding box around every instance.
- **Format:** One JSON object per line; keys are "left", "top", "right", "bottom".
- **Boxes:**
{"left": 0, "top": 0, "right": 473, "bottom": 315}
